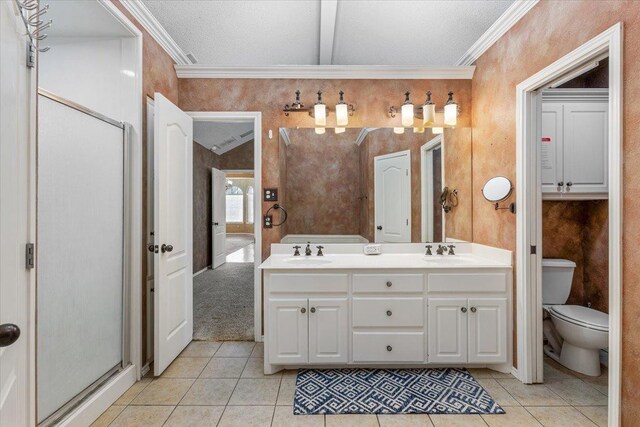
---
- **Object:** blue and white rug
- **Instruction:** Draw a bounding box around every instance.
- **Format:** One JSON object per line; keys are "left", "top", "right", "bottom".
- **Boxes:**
{"left": 293, "top": 368, "right": 505, "bottom": 415}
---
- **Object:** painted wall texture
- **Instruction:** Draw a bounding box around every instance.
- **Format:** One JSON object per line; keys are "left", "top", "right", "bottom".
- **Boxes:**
{"left": 218, "top": 141, "right": 254, "bottom": 170}
{"left": 471, "top": 1, "right": 639, "bottom": 420}
{"left": 178, "top": 78, "right": 473, "bottom": 260}
{"left": 542, "top": 200, "right": 608, "bottom": 312}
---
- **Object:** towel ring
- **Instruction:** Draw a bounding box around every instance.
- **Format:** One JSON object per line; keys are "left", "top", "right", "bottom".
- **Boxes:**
{"left": 265, "top": 204, "right": 288, "bottom": 227}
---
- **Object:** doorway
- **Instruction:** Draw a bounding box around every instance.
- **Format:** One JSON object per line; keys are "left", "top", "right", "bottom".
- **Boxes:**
{"left": 373, "top": 149, "right": 411, "bottom": 243}
{"left": 421, "top": 135, "right": 444, "bottom": 242}
{"left": 516, "top": 23, "right": 622, "bottom": 426}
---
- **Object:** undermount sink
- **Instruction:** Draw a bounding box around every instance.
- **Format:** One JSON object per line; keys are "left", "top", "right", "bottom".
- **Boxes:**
{"left": 283, "top": 257, "right": 333, "bottom": 265}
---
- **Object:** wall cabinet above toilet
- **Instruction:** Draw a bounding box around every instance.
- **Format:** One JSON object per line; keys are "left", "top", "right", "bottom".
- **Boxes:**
{"left": 540, "top": 89, "right": 608, "bottom": 200}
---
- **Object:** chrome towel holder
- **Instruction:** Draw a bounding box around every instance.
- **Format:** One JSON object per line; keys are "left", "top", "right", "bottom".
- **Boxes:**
{"left": 14, "top": 0, "right": 52, "bottom": 53}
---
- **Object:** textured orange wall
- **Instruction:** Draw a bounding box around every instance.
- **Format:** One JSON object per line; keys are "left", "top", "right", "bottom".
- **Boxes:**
{"left": 471, "top": 1, "right": 640, "bottom": 421}
{"left": 178, "top": 79, "right": 472, "bottom": 259}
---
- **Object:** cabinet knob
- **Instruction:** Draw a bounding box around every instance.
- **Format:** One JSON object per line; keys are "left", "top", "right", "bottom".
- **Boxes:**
{"left": 386, "top": 281, "right": 392, "bottom": 288}
{"left": 566, "top": 181, "right": 573, "bottom": 187}
{"left": 386, "top": 310, "right": 392, "bottom": 316}
{"left": 300, "top": 307, "right": 306, "bottom": 314}
{"left": 310, "top": 307, "right": 316, "bottom": 313}
{"left": 461, "top": 307, "right": 467, "bottom": 313}
{"left": 386, "top": 345, "right": 392, "bottom": 352}
{"left": 470, "top": 307, "right": 477, "bottom": 313}
{"left": 557, "top": 181, "right": 564, "bottom": 187}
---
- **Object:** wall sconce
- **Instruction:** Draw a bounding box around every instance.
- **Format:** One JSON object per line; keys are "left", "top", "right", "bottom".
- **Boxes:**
{"left": 444, "top": 91, "right": 457, "bottom": 126}
{"left": 423, "top": 91, "right": 436, "bottom": 126}
{"left": 401, "top": 92, "right": 414, "bottom": 127}
{"left": 394, "top": 127, "right": 405, "bottom": 134}
{"left": 413, "top": 127, "right": 425, "bottom": 134}
{"left": 335, "top": 91, "right": 349, "bottom": 126}
{"left": 314, "top": 91, "right": 326, "bottom": 127}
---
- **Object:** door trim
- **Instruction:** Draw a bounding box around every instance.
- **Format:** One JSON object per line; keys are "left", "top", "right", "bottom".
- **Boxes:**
{"left": 187, "top": 111, "right": 263, "bottom": 342}
{"left": 515, "top": 23, "right": 622, "bottom": 426}
{"left": 421, "top": 134, "right": 444, "bottom": 242}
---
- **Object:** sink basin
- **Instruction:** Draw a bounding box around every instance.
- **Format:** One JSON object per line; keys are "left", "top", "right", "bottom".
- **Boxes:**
{"left": 283, "top": 257, "right": 333, "bottom": 265}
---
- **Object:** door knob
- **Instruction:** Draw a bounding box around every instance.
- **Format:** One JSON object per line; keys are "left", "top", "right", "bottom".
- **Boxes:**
{"left": 377, "top": 226, "right": 382, "bottom": 230}
{"left": 301, "top": 307, "right": 306, "bottom": 314}
{"left": 310, "top": 307, "right": 316, "bottom": 313}
{"left": 461, "top": 307, "right": 467, "bottom": 313}
{"left": 0, "top": 324, "right": 20, "bottom": 347}
{"left": 161, "top": 244, "right": 173, "bottom": 253}
{"left": 470, "top": 307, "right": 477, "bottom": 313}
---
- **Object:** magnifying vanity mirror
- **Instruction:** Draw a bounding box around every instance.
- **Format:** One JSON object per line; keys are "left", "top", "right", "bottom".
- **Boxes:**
{"left": 482, "top": 176, "right": 515, "bottom": 213}
{"left": 277, "top": 127, "right": 472, "bottom": 244}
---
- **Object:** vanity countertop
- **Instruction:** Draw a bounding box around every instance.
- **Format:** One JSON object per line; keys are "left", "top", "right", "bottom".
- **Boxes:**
{"left": 259, "top": 252, "right": 511, "bottom": 270}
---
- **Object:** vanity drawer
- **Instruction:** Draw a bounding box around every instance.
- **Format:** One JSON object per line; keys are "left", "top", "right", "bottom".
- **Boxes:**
{"left": 269, "top": 273, "right": 348, "bottom": 293}
{"left": 427, "top": 272, "right": 508, "bottom": 293}
{"left": 353, "top": 273, "right": 423, "bottom": 294}
{"left": 353, "top": 332, "right": 424, "bottom": 362}
{"left": 352, "top": 298, "right": 424, "bottom": 327}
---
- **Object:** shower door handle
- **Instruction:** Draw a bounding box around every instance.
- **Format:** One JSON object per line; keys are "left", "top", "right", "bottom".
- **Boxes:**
{"left": 0, "top": 323, "right": 20, "bottom": 347}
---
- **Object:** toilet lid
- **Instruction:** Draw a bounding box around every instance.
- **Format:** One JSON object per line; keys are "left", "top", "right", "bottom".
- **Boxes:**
{"left": 549, "top": 305, "right": 609, "bottom": 332}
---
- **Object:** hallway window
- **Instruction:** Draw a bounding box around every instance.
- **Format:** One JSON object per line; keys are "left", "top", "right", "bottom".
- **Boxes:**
{"left": 226, "top": 185, "right": 244, "bottom": 223}
{"left": 247, "top": 186, "right": 254, "bottom": 224}
{"left": 225, "top": 177, "right": 255, "bottom": 225}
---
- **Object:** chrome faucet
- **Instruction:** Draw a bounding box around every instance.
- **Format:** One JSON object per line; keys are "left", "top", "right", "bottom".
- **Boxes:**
{"left": 425, "top": 245, "right": 433, "bottom": 256}
{"left": 436, "top": 244, "right": 447, "bottom": 255}
{"left": 316, "top": 245, "right": 324, "bottom": 256}
{"left": 305, "top": 242, "right": 312, "bottom": 256}
{"left": 447, "top": 245, "right": 456, "bottom": 255}
{"left": 292, "top": 245, "right": 301, "bottom": 256}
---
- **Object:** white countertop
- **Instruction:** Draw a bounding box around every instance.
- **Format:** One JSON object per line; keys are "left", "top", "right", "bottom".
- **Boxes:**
{"left": 259, "top": 253, "right": 511, "bottom": 270}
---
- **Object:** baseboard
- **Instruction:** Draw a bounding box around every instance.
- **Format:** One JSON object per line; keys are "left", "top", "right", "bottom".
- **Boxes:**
{"left": 511, "top": 366, "right": 520, "bottom": 381}
{"left": 58, "top": 365, "right": 136, "bottom": 427}
{"left": 141, "top": 363, "right": 150, "bottom": 378}
{"left": 193, "top": 266, "right": 210, "bottom": 277}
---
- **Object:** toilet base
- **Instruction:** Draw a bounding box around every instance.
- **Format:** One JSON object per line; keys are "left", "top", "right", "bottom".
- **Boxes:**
{"left": 559, "top": 342, "right": 602, "bottom": 377}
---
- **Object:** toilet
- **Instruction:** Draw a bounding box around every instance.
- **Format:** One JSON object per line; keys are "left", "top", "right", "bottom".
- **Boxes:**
{"left": 542, "top": 258, "right": 609, "bottom": 376}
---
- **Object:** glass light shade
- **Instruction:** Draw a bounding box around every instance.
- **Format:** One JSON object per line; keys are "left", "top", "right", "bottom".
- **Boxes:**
{"left": 423, "top": 103, "right": 436, "bottom": 126}
{"left": 401, "top": 103, "right": 414, "bottom": 127}
{"left": 315, "top": 127, "right": 325, "bottom": 135}
{"left": 444, "top": 103, "right": 457, "bottom": 126}
{"left": 335, "top": 103, "right": 349, "bottom": 126}
{"left": 432, "top": 127, "right": 444, "bottom": 134}
{"left": 394, "top": 127, "right": 405, "bottom": 134}
{"left": 413, "top": 127, "right": 424, "bottom": 134}
{"left": 334, "top": 127, "right": 345, "bottom": 134}
{"left": 314, "top": 103, "right": 327, "bottom": 126}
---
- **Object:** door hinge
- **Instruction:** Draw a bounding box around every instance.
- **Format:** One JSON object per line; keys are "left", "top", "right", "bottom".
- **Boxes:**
{"left": 530, "top": 245, "right": 537, "bottom": 255}
{"left": 406, "top": 219, "right": 409, "bottom": 226}
{"left": 26, "top": 42, "right": 35, "bottom": 68}
{"left": 25, "top": 243, "right": 35, "bottom": 269}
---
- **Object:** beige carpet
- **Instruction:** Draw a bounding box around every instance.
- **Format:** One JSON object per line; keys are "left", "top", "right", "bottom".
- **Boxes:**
{"left": 193, "top": 262, "right": 254, "bottom": 341}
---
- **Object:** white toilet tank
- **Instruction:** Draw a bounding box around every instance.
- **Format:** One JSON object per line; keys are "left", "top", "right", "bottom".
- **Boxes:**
{"left": 542, "top": 258, "right": 576, "bottom": 305}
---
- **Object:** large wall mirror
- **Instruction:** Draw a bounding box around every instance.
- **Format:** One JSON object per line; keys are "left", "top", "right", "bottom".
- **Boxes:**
{"left": 277, "top": 127, "right": 472, "bottom": 243}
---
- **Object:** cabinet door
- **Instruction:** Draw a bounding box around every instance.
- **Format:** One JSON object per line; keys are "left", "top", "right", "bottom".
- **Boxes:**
{"left": 268, "top": 299, "right": 308, "bottom": 364}
{"left": 308, "top": 298, "right": 348, "bottom": 363}
{"left": 428, "top": 298, "right": 467, "bottom": 363}
{"left": 468, "top": 298, "right": 507, "bottom": 363}
{"left": 540, "top": 103, "right": 564, "bottom": 194}
{"left": 563, "top": 101, "right": 608, "bottom": 194}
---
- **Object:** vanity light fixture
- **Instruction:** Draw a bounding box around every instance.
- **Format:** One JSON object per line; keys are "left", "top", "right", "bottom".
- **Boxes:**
{"left": 432, "top": 127, "right": 444, "bottom": 134}
{"left": 314, "top": 91, "right": 326, "bottom": 127}
{"left": 394, "top": 127, "right": 405, "bottom": 134}
{"left": 444, "top": 91, "right": 457, "bottom": 126}
{"left": 334, "top": 127, "right": 346, "bottom": 134}
{"left": 423, "top": 91, "right": 436, "bottom": 126}
{"left": 413, "top": 127, "right": 425, "bottom": 134}
{"left": 335, "top": 91, "right": 349, "bottom": 126}
{"left": 401, "top": 92, "right": 414, "bottom": 127}
{"left": 315, "top": 127, "right": 326, "bottom": 135}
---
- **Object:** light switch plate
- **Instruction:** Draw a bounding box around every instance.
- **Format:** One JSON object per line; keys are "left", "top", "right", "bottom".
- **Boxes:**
{"left": 264, "top": 188, "right": 278, "bottom": 201}
{"left": 363, "top": 244, "right": 382, "bottom": 255}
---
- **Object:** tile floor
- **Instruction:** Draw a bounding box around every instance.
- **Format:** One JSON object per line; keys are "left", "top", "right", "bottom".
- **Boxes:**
{"left": 92, "top": 341, "right": 608, "bottom": 427}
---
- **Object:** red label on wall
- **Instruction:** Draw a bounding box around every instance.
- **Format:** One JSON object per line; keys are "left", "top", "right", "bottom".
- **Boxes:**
{"left": 541, "top": 137, "right": 552, "bottom": 143}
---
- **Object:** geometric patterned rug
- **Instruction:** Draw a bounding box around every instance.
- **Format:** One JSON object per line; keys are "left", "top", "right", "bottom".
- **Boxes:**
{"left": 294, "top": 368, "right": 505, "bottom": 415}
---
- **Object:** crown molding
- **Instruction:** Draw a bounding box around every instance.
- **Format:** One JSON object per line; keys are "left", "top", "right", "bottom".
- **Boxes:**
{"left": 174, "top": 65, "right": 475, "bottom": 79}
{"left": 456, "top": 0, "right": 539, "bottom": 66}
{"left": 355, "top": 128, "right": 377, "bottom": 146}
{"left": 119, "top": 0, "right": 193, "bottom": 65}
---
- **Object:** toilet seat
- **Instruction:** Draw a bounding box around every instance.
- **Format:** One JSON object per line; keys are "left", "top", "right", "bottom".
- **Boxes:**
{"left": 548, "top": 305, "right": 608, "bottom": 332}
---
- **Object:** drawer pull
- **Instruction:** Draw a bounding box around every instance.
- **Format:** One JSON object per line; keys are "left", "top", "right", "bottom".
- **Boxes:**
{"left": 386, "top": 281, "right": 392, "bottom": 287}
{"left": 310, "top": 307, "right": 316, "bottom": 313}
{"left": 386, "top": 345, "right": 392, "bottom": 352}
{"left": 461, "top": 307, "right": 467, "bottom": 313}
{"left": 470, "top": 307, "right": 477, "bottom": 313}
{"left": 301, "top": 307, "right": 306, "bottom": 314}
{"left": 386, "top": 310, "right": 392, "bottom": 316}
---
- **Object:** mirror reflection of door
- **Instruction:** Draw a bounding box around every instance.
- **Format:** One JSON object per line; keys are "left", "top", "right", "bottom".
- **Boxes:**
{"left": 421, "top": 135, "right": 444, "bottom": 242}
{"left": 374, "top": 150, "right": 411, "bottom": 243}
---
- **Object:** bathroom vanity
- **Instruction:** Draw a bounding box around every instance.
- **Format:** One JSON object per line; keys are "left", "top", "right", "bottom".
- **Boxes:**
{"left": 260, "top": 243, "right": 512, "bottom": 374}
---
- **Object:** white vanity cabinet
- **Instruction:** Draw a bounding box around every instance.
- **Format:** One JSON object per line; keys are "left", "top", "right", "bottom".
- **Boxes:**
{"left": 541, "top": 89, "right": 608, "bottom": 199}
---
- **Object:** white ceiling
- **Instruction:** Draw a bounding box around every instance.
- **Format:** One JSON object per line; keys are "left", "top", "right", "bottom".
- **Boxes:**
{"left": 194, "top": 122, "right": 255, "bottom": 155}
{"left": 142, "top": 0, "right": 514, "bottom": 66}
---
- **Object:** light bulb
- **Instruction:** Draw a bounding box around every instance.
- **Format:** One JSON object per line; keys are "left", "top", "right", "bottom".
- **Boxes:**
{"left": 432, "top": 127, "right": 444, "bottom": 134}
{"left": 423, "top": 91, "right": 436, "bottom": 126}
{"left": 315, "top": 127, "right": 325, "bottom": 135}
{"left": 444, "top": 91, "right": 457, "bottom": 126}
{"left": 401, "top": 92, "right": 414, "bottom": 127}
{"left": 394, "top": 127, "right": 405, "bottom": 134}
{"left": 335, "top": 90, "right": 349, "bottom": 126}
{"left": 314, "top": 90, "right": 326, "bottom": 127}
{"left": 334, "top": 127, "right": 345, "bottom": 134}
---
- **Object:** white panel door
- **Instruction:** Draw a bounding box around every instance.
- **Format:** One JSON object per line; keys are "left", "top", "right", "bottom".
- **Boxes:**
{"left": 374, "top": 150, "right": 411, "bottom": 243}
{"left": 563, "top": 101, "right": 608, "bottom": 194}
{"left": 153, "top": 93, "right": 193, "bottom": 375}
{"left": 0, "top": 3, "right": 33, "bottom": 425}
{"left": 468, "top": 298, "right": 507, "bottom": 363}
{"left": 428, "top": 298, "right": 467, "bottom": 363}
{"left": 540, "top": 103, "right": 564, "bottom": 194}
{"left": 308, "top": 298, "right": 348, "bottom": 364}
{"left": 268, "top": 299, "right": 308, "bottom": 364}
{"left": 212, "top": 168, "right": 226, "bottom": 269}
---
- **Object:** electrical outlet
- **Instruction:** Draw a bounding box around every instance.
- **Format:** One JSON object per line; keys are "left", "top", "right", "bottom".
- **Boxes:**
{"left": 363, "top": 244, "right": 382, "bottom": 255}
{"left": 264, "top": 215, "right": 273, "bottom": 228}
{"left": 264, "top": 188, "right": 278, "bottom": 201}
